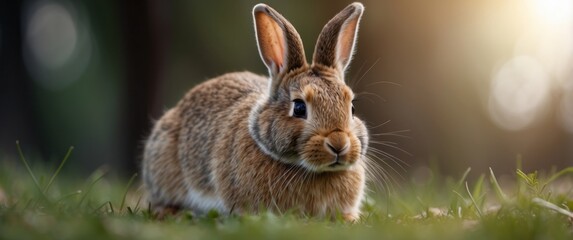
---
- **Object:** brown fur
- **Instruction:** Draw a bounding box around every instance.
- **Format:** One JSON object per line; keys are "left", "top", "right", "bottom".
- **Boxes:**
{"left": 142, "top": 3, "right": 368, "bottom": 221}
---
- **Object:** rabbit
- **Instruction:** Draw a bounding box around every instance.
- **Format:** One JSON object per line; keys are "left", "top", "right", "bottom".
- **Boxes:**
{"left": 142, "top": 2, "right": 368, "bottom": 221}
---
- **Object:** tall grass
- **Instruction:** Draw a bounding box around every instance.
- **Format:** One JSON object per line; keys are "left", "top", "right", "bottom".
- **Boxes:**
{"left": 0, "top": 144, "right": 572, "bottom": 239}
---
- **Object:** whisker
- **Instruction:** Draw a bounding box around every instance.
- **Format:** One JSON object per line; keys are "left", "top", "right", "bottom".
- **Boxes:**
{"left": 295, "top": 168, "right": 309, "bottom": 211}
{"left": 370, "top": 129, "right": 411, "bottom": 139}
{"left": 366, "top": 81, "right": 402, "bottom": 87}
{"left": 369, "top": 140, "right": 413, "bottom": 156}
{"left": 369, "top": 147, "right": 410, "bottom": 169}
{"left": 363, "top": 155, "right": 398, "bottom": 193}
{"left": 363, "top": 157, "right": 392, "bottom": 192}
{"left": 370, "top": 140, "right": 399, "bottom": 145}
{"left": 368, "top": 157, "right": 402, "bottom": 191}
{"left": 281, "top": 166, "right": 299, "bottom": 191}
{"left": 282, "top": 166, "right": 302, "bottom": 208}
{"left": 366, "top": 150, "right": 408, "bottom": 177}
{"left": 269, "top": 163, "right": 297, "bottom": 213}
{"left": 354, "top": 57, "right": 381, "bottom": 87}
{"left": 271, "top": 162, "right": 295, "bottom": 191}
{"left": 279, "top": 165, "right": 299, "bottom": 210}
{"left": 366, "top": 119, "right": 392, "bottom": 130}
{"left": 369, "top": 146, "right": 410, "bottom": 166}
{"left": 356, "top": 91, "right": 386, "bottom": 103}
{"left": 267, "top": 173, "right": 277, "bottom": 212}
{"left": 348, "top": 59, "right": 369, "bottom": 88}
{"left": 297, "top": 170, "right": 310, "bottom": 198}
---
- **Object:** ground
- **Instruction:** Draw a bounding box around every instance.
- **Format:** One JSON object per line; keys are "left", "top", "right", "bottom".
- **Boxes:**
{"left": 0, "top": 145, "right": 572, "bottom": 239}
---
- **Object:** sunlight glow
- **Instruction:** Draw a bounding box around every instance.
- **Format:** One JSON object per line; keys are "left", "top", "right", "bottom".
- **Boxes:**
{"left": 514, "top": 30, "right": 573, "bottom": 88}
{"left": 488, "top": 0, "right": 573, "bottom": 132}
{"left": 489, "top": 56, "right": 550, "bottom": 131}
{"left": 528, "top": 0, "right": 573, "bottom": 26}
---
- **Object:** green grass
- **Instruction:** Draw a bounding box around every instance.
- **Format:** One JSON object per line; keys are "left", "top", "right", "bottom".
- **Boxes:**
{"left": 1, "top": 144, "right": 572, "bottom": 239}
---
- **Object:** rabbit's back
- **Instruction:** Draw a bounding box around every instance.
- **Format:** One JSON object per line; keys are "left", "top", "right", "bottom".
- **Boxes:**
{"left": 143, "top": 71, "right": 268, "bottom": 213}
{"left": 178, "top": 71, "right": 267, "bottom": 189}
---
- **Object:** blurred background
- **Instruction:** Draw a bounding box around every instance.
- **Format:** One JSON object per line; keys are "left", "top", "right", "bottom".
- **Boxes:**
{"left": 1, "top": 0, "right": 572, "bottom": 180}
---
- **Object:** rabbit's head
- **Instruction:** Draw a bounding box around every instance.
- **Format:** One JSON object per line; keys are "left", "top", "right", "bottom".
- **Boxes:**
{"left": 249, "top": 3, "right": 368, "bottom": 172}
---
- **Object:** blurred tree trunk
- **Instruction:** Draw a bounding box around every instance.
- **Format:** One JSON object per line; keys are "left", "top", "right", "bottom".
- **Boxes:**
{"left": 0, "top": 0, "right": 42, "bottom": 156}
{"left": 120, "top": 0, "right": 167, "bottom": 174}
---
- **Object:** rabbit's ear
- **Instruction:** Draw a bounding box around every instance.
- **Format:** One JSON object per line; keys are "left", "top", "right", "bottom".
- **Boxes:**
{"left": 312, "top": 3, "right": 364, "bottom": 74}
{"left": 253, "top": 4, "right": 306, "bottom": 78}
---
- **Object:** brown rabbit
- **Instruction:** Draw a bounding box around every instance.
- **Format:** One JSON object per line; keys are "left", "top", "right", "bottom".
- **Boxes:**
{"left": 142, "top": 2, "right": 368, "bottom": 221}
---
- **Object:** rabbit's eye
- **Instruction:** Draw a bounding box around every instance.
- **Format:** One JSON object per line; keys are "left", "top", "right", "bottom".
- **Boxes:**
{"left": 292, "top": 99, "right": 307, "bottom": 119}
{"left": 352, "top": 104, "right": 355, "bottom": 115}
{"left": 351, "top": 99, "right": 357, "bottom": 116}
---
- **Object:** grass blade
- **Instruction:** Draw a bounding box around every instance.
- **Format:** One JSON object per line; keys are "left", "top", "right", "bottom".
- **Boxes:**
{"left": 471, "top": 174, "right": 486, "bottom": 208}
{"left": 450, "top": 168, "right": 471, "bottom": 216}
{"left": 132, "top": 194, "right": 143, "bottom": 215}
{"left": 108, "top": 201, "right": 115, "bottom": 215}
{"left": 539, "top": 167, "right": 573, "bottom": 197}
{"left": 466, "top": 182, "right": 483, "bottom": 218}
{"left": 489, "top": 167, "right": 507, "bottom": 203}
{"left": 543, "top": 167, "right": 573, "bottom": 189}
{"left": 77, "top": 171, "right": 107, "bottom": 208}
{"left": 532, "top": 197, "right": 573, "bottom": 218}
{"left": 16, "top": 141, "right": 47, "bottom": 199}
{"left": 91, "top": 201, "right": 112, "bottom": 214}
{"left": 44, "top": 146, "right": 74, "bottom": 194}
{"left": 455, "top": 167, "right": 471, "bottom": 190}
{"left": 120, "top": 173, "right": 138, "bottom": 212}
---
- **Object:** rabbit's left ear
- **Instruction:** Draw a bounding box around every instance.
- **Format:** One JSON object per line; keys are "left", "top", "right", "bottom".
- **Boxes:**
{"left": 253, "top": 4, "right": 306, "bottom": 78}
{"left": 312, "top": 3, "right": 364, "bottom": 74}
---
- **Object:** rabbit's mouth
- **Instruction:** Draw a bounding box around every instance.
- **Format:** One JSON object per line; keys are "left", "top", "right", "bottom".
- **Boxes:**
{"left": 299, "top": 157, "right": 354, "bottom": 172}
{"left": 329, "top": 161, "right": 343, "bottom": 168}
{"left": 319, "top": 157, "right": 354, "bottom": 172}
{"left": 325, "top": 161, "right": 350, "bottom": 171}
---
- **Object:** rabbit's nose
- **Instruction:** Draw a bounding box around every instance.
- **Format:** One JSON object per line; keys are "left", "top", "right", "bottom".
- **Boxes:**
{"left": 326, "top": 142, "right": 349, "bottom": 156}
{"left": 324, "top": 132, "right": 350, "bottom": 156}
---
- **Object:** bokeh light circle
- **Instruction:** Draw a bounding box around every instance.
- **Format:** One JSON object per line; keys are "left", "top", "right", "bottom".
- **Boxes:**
{"left": 489, "top": 56, "right": 551, "bottom": 131}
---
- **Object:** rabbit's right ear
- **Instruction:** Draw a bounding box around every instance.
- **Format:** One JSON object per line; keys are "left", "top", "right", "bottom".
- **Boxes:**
{"left": 312, "top": 3, "right": 364, "bottom": 75}
{"left": 253, "top": 4, "right": 306, "bottom": 79}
